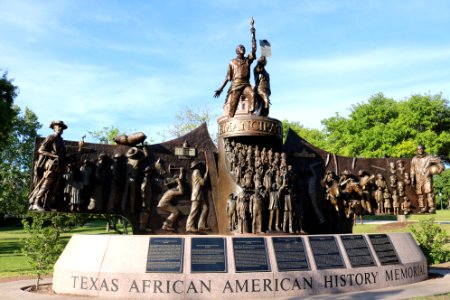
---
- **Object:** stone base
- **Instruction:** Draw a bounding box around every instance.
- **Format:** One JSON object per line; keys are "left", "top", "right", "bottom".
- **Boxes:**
{"left": 53, "top": 233, "right": 427, "bottom": 299}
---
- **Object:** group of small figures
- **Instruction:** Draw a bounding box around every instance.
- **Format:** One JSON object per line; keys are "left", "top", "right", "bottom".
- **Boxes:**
{"left": 29, "top": 121, "right": 211, "bottom": 233}
{"left": 323, "top": 163, "right": 412, "bottom": 223}
{"left": 323, "top": 144, "right": 445, "bottom": 223}
{"left": 224, "top": 139, "right": 303, "bottom": 234}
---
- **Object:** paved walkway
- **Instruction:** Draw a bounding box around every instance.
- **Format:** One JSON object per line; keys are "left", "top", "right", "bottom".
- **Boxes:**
{"left": 0, "top": 267, "right": 449, "bottom": 300}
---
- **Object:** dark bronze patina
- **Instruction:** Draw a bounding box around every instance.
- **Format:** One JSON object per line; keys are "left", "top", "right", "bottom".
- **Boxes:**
{"left": 28, "top": 18, "right": 444, "bottom": 235}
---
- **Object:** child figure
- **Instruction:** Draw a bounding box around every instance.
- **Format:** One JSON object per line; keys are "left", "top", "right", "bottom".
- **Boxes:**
{"left": 375, "top": 185, "right": 384, "bottom": 214}
{"left": 383, "top": 188, "right": 391, "bottom": 214}
{"left": 392, "top": 190, "right": 400, "bottom": 215}
{"left": 401, "top": 197, "right": 411, "bottom": 215}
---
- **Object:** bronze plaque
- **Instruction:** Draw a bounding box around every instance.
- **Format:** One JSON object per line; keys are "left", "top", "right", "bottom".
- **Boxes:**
{"left": 233, "top": 237, "right": 271, "bottom": 272}
{"left": 369, "top": 234, "right": 400, "bottom": 265}
{"left": 146, "top": 237, "right": 184, "bottom": 273}
{"left": 309, "top": 236, "right": 345, "bottom": 269}
{"left": 191, "top": 237, "right": 227, "bottom": 273}
{"left": 341, "top": 235, "right": 376, "bottom": 267}
{"left": 272, "top": 237, "right": 310, "bottom": 271}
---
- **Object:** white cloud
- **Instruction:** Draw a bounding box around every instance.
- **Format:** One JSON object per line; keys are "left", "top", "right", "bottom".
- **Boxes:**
{"left": 0, "top": 1, "right": 69, "bottom": 33}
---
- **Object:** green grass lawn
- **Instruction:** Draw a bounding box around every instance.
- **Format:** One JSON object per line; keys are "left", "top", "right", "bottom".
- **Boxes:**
{"left": 0, "top": 219, "right": 122, "bottom": 278}
{"left": 354, "top": 210, "right": 450, "bottom": 235}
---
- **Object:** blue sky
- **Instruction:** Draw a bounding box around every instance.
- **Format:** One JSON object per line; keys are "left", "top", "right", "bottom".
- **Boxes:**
{"left": 1, "top": 0, "right": 450, "bottom": 143}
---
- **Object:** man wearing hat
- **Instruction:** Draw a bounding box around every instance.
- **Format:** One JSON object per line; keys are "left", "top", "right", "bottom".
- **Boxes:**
{"left": 121, "top": 146, "right": 148, "bottom": 214}
{"left": 29, "top": 120, "right": 68, "bottom": 211}
{"left": 186, "top": 161, "right": 209, "bottom": 232}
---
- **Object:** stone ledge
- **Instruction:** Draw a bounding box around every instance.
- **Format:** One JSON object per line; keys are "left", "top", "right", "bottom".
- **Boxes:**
{"left": 53, "top": 233, "right": 427, "bottom": 299}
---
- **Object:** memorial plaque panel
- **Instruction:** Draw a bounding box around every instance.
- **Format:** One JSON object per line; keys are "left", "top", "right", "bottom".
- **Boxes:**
{"left": 309, "top": 236, "right": 345, "bottom": 269}
{"left": 272, "top": 237, "right": 310, "bottom": 271}
{"left": 341, "top": 235, "right": 376, "bottom": 267}
{"left": 369, "top": 234, "right": 400, "bottom": 265}
{"left": 233, "top": 237, "right": 270, "bottom": 272}
{"left": 146, "top": 237, "right": 184, "bottom": 273}
{"left": 191, "top": 237, "right": 227, "bottom": 273}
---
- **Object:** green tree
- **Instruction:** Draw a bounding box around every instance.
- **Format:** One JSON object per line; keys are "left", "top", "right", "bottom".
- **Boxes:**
{"left": 0, "top": 72, "right": 18, "bottom": 148}
{"left": 433, "top": 169, "right": 450, "bottom": 209}
{"left": 282, "top": 119, "right": 328, "bottom": 149}
{"left": 88, "top": 125, "right": 121, "bottom": 144}
{"left": 0, "top": 106, "right": 41, "bottom": 217}
{"left": 21, "top": 213, "right": 87, "bottom": 289}
{"left": 321, "top": 93, "right": 450, "bottom": 158}
{"left": 158, "top": 105, "right": 217, "bottom": 141}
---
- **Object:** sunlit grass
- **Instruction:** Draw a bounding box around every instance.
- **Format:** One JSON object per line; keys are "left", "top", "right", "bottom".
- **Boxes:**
{"left": 0, "top": 219, "right": 122, "bottom": 278}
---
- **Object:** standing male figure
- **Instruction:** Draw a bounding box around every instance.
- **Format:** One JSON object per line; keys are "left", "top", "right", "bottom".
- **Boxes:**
{"left": 186, "top": 161, "right": 209, "bottom": 232}
{"left": 29, "top": 120, "right": 68, "bottom": 211}
{"left": 121, "top": 146, "right": 149, "bottom": 214}
{"left": 280, "top": 165, "right": 296, "bottom": 233}
{"left": 410, "top": 145, "right": 444, "bottom": 213}
{"left": 214, "top": 20, "right": 257, "bottom": 117}
{"left": 250, "top": 185, "right": 267, "bottom": 234}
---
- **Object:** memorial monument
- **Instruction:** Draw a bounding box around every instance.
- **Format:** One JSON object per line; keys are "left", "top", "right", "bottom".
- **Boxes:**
{"left": 27, "top": 18, "right": 442, "bottom": 298}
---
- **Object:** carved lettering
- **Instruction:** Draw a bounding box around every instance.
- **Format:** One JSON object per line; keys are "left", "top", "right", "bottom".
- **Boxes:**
{"left": 186, "top": 281, "right": 198, "bottom": 294}
{"left": 173, "top": 280, "right": 183, "bottom": 294}
{"left": 81, "top": 276, "right": 88, "bottom": 289}
{"left": 71, "top": 276, "right": 119, "bottom": 292}
{"left": 129, "top": 280, "right": 140, "bottom": 293}
{"left": 222, "top": 277, "right": 313, "bottom": 293}
{"left": 219, "top": 118, "right": 282, "bottom": 138}
{"left": 385, "top": 264, "right": 426, "bottom": 282}
{"left": 99, "top": 279, "right": 109, "bottom": 291}
{"left": 111, "top": 279, "right": 119, "bottom": 292}
{"left": 323, "top": 272, "right": 378, "bottom": 288}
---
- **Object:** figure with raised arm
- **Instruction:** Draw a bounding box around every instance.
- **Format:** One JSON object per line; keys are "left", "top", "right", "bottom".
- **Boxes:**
{"left": 214, "top": 18, "right": 257, "bottom": 118}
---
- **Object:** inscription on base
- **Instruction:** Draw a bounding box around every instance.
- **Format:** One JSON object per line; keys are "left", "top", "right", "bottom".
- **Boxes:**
{"left": 369, "top": 234, "right": 400, "bottom": 265}
{"left": 272, "top": 237, "right": 310, "bottom": 271}
{"left": 191, "top": 237, "right": 227, "bottom": 273}
{"left": 309, "top": 236, "right": 345, "bottom": 269}
{"left": 233, "top": 237, "right": 270, "bottom": 272}
{"left": 341, "top": 235, "right": 376, "bottom": 267}
{"left": 146, "top": 237, "right": 184, "bottom": 273}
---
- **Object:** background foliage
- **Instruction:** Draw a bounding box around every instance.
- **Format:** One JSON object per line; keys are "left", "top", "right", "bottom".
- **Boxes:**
{"left": 0, "top": 73, "right": 41, "bottom": 218}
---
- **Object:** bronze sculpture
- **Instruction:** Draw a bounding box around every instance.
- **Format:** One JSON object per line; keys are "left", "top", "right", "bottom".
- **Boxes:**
{"left": 121, "top": 147, "right": 149, "bottom": 214}
{"left": 410, "top": 145, "right": 444, "bottom": 213}
{"left": 157, "top": 167, "right": 186, "bottom": 231}
{"left": 29, "top": 120, "right": 69, "bottom": 211}
{"left": 27, "top": 19, "right": 447, "bottom": 236}
{"left": 253, "top": 56, "right": 270, "bottom": 116}
{"left": 214, "top": 18, "right": 257, "bottom": 118}
{"left": 226, "top": 193, "right": 237, "bottom": 231}
{"left": 250, "top": 185, "right": 266, "bottom": 233}
{"left": 280, "top": 165, "right": 295, "bottom": 233}
{"left": 186, "top": 160, "right": 210, "bottom": 232}
{"left": 236, "top": 190, "right": 250, "bottom": 233}
{"left": 139, "top": 166, "right": 153, "bottom": 231}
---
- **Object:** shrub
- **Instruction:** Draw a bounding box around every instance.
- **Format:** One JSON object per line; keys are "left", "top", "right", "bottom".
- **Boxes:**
{"left": 410, "top": 217, "right": 450, "bottom": 265}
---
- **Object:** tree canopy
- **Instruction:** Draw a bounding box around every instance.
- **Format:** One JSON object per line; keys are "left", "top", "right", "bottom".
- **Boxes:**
{"left": 0, "top": 72, "right": 18, "bottom": 149}
{"left": 158, "top": 105, "right": 217, "bottom": 141}
{"left": 0, "top": 107, "right": 41, "bottom": 215}
{"left": 286, "top": 93, "right": 450, "bottom": 158}
{"left": 88, "top": 125, "right": 121, "bottom": 144}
